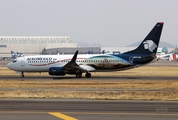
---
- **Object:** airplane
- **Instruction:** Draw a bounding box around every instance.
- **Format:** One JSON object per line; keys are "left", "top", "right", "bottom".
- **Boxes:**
{"left": 11, "top": 51, "right": 24, "bottom": 59}
{"left": 7, "top": 22, "right": 164, "bottom": 78}
{"left": 157, "top": 53, "right": 177, "bottom": 61}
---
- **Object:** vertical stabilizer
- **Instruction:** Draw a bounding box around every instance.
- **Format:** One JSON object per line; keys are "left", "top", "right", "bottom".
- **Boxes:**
{"left": 123, "top": 22, "right": 164, "bottom": 55}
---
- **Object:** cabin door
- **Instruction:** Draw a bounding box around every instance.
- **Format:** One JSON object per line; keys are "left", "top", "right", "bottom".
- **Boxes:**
{"left": 21, "top": 58, "right": 25, "bottom": 66}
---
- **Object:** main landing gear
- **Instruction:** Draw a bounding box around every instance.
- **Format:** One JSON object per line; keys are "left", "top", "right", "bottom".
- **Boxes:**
{"left": 76, "top": 72, "right": 91, "bottom": 78}
{"left": 76, "top": 73, "right": 82, "bottom": 78}
{"left": 85, "top": 72, "right": 91, "bottom": 78}
{"left": 20, "top": 72, "right": 24, "bottom": 78}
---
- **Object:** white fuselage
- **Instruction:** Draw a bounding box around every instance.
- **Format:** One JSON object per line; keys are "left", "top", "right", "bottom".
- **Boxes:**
{"left": 7, "top": 54, "right": 132, "bottom": 72}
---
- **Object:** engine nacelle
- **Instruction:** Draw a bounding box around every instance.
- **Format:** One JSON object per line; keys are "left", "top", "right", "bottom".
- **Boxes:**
{"left": 48, "top": 67, "right": 66, "bottom": 75}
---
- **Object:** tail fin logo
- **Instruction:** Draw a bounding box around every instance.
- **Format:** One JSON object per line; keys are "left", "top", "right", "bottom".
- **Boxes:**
{"left": 143, "top": 40, "right": 157, "bottom": 52}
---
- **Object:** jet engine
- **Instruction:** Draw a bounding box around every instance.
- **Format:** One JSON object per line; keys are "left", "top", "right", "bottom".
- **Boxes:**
{"left": 48, "top": 67, "right": 66, "bottom": 75}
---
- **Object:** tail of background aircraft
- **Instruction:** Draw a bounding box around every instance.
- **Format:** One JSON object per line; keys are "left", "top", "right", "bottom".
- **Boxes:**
{"left": 101, "top": 50, "right": 105, "bottom": 54}
{"left": 11, "top": 51, "right": 17, "bottom": 59}
{"left": 11, "top": 51, "right": 24, "bottom": 59}
{"left": 123, "top": 22, "right": 164, "bottom": 55}
{"left": 87, "top": 51, "right": 94, "bottom": 55}
{"left": 57, "top": 50, "right": 60, "bottom": 55}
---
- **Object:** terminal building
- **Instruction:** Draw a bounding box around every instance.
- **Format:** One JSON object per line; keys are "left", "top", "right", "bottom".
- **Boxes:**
{"left": 0, "top": 36, "right": 77, "bottom": 57}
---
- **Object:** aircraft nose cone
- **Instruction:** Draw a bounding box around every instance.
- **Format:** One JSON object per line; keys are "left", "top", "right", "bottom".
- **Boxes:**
{"left": 7, "top": 63, "right": 12, "bottom": 70}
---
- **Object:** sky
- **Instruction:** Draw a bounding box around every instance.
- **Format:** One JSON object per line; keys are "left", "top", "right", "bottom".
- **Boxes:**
{"left": 0, "top": 0, "right": 178, "bottom": 47}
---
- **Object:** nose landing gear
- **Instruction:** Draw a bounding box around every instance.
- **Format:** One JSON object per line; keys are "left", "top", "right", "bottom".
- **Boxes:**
{"left": 20, "top": 72, "right": 24, "bottom": 78}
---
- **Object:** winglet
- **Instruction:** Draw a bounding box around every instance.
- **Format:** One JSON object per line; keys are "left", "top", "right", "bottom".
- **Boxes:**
{"left": 71, "top": 50, "right": 78, "bottom": 62}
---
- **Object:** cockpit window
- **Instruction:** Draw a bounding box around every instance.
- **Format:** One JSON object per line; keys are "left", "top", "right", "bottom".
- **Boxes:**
{"left": 13, "top": 59, "right": 17, "bottom": 63}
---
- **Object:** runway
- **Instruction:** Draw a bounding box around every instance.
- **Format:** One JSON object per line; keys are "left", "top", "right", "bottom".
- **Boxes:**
{"left": 1, "top": 75, "right": 178, "bottom": 81}
{"left": 0, "top": 74, "right": 178, "bottom": 119}
{"left": 0, "top": 99, "right": 177, "bottom": 120}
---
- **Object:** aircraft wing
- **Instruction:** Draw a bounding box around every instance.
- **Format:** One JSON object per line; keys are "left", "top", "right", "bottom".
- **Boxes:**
{"left": 64, "top": 51, "right": 95, "bottom": 73}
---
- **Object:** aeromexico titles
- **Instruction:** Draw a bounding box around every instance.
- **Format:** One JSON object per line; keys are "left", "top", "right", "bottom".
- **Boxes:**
{"left": 7, "top": 22, "right": 164, "bottom": 78}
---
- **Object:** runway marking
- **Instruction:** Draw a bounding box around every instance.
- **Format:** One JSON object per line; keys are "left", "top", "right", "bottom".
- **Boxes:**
{"left": 0, "top": 111, "right": 177, "bottom": 116}
{"left": 0, "top": 111, "right": 178, "bottom": 116}
{"left": 49, "top": 112, "right": 78, "bottom": 120}
{"left": 61, "top": 112, "right": 178, "bottom": 116}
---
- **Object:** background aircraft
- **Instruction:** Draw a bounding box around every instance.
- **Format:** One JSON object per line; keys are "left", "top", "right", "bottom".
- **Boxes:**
{"left": 7, "top": 22, "right": 164, "bottom": 78}
{"left": 11, "top": 51, "right": 24, "bottom": 59}
{"left": 157, "top": 53, "right": 177, "bottom": 61}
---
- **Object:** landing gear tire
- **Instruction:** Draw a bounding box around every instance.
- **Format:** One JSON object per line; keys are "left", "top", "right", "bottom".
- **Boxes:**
{"left": 85, "top": 72, "right": 91, "bottom": 78}
{"left": 20, "top": 72, "right": 24, "bottom": 78}
{"left": 76, "top": 73, "right": 82, "bottom": 78}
